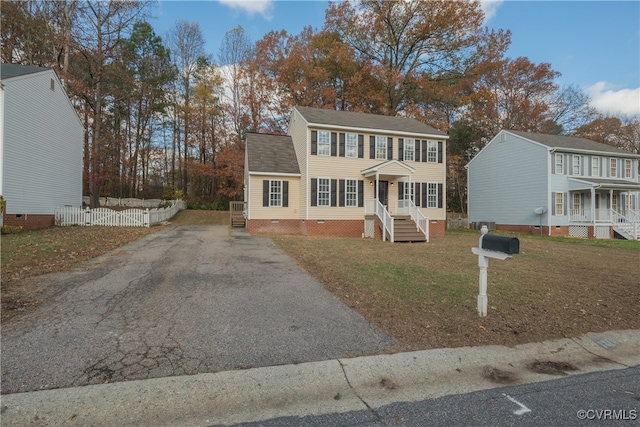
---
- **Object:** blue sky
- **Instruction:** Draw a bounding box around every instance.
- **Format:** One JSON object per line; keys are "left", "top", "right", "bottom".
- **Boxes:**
{"left": 150, "top": 1, "right": 640, "bottom": 116}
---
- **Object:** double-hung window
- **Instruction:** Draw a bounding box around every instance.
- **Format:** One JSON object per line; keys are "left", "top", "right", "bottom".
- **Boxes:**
{"left": 345, "top": 133, "right": 358, "bottom": 158}
{"left": 317, "top": 178, "right": 330, "bottom": 206}
{"left": 404, "top": 182, "right": 415, "bottom": 203}
{"left": 572, "top": 155, "right": 581, "bottom": 175}
{"left": 427, "top": 183, "right": 438, "bottom": 208}
{"left": 624, "top": 159, "right": 632, "bottom": 178}
{"left": 269, "top": 180, "right": 282, "bottom": 207}
{"left": 427, "top": 141, "right": 438, "bottom": 163}
{"left": 375, "top": 136, "right": 387, "bottom": 160}
{"left": 609, "top": 158, "right": 617, "bottom": 177}
{"left": 404, "top": 138, "right": 415, "bottom": 162}
{"left": 555, "top": 154, "right": 563, "bottom": 174}
{"left": 317, "top": 131, "right": 330, "bottom": 156}
{"left": 554, "top": 193, "right": 564, "bottom": 216}
{"left": 345, "top": 179, "right": 358, "bottom": 207}
{"left": 591, "top": 156, "right": 600, "bottom": 176}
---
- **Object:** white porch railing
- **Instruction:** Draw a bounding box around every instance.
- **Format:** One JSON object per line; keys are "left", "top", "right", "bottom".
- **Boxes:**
{"left": 570, "top": 208, "right": 640, "bottom": 223}
{"left": 365, "top": 199, "right": 394, "bottom": 242}
{"left": 396, "top": 199, "right": 429, "bottom": 242}
{"left": 55, "top": 200, "right": 186, "bottom": 227}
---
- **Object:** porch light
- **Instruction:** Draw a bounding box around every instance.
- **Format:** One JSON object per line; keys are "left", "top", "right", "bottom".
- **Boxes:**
{"left": 390, "top": 182, "right": 394, "bottom": 187}
{"left": 369, "top": 181, "right": 373, "bottom": 186}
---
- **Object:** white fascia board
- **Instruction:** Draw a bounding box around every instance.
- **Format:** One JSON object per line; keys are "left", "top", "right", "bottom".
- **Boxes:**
{"left": 307, "top": 122, "right": 449, "bottom": 140}
{"left": 248, "top": 171, "right": 301, "bottom": 177}
{"left": 549, "top": 147, "right": 640, "bottom": 159}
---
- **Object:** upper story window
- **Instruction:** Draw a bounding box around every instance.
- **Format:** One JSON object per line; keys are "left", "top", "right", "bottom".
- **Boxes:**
{"left": 625, "top": 159, "right": 632, "bottom": 178}
{"left": 404, "top": 138, "right": 415, "bottom": 162}
{"left": 317, "top": 131, "right": 330, "bottom": 156}
{"left": 554, "top": 153, "right": 563, "bottom": 174}
{"left": 609, "top": 158, "right": 617, "bottom": 177}
{"left": 317, "top": 177, "right": 330, "bottom": 206}
{"left": 591, "top": 156, "right": 600, "bottom": 177}
{"left": 345, "top": 133, "right": 358, "bottom": 158}
{"left": 427, "top": 141, "right": 438, "bottom": 163}
{"left": 572, "top": 155, "right": 581, "bottom": 175}
{"left": 269, "top": 180, "right": 282, "bottom": 207}
{"left": 375, "top": 135, "right": 387, "bottom": 160}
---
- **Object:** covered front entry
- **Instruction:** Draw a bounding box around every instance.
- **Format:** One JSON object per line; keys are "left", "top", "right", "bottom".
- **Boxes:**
{"left": 375, "top": 180, "right": 389, "bottom": 208}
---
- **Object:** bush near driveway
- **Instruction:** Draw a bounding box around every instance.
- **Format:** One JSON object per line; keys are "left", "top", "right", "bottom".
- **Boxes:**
{"left": 270, "top": 230, "right": 640, "bottom": 351}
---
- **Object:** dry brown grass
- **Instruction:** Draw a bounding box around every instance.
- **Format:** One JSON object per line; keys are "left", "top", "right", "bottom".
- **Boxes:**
{"left": 270, "top": 231, "right": 640, "bottom": 350}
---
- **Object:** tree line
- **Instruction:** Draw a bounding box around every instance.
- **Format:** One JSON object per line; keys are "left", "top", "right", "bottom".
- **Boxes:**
{"left": 2, "top": 0, "right": 638, "bottom": 211}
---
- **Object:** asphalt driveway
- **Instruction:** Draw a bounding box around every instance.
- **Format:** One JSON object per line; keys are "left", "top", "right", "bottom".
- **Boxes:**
{"left": 1, "top": 226, "right": 395, "bottom": 394}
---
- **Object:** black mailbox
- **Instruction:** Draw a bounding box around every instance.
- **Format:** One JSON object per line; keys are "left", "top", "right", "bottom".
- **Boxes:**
{"left": 481, "top": 234, "right": 520, "bottom": 254}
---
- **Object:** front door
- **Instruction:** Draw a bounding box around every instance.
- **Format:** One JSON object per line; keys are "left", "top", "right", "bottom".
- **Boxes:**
{"left": 376, "top": 180, "right": 389, "bottom": 208}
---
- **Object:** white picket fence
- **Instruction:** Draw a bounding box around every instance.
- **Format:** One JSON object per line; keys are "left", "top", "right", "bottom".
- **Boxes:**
{"left": 55, "top": 200, "right": 186, "bottom": 227}
{"left": 81, "top": 197, "right": 165, "bottom": 208}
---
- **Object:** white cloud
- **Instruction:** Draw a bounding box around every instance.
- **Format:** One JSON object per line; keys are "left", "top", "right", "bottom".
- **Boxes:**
{"left": 587, "top": 82, "right": 640, "bottom": 116}
{"left": 480, "top": 0, "right": 503, "bottom": 22}
{"left": 218, "top": 0, "right": 274, "bottom": 20}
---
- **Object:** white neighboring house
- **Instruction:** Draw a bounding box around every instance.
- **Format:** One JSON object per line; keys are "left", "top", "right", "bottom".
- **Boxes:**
{"left": 1, "top": 63, "right": 83, "bottom": 230}
{"left": 466, "top": 130, "right": 640, "bottom": 240}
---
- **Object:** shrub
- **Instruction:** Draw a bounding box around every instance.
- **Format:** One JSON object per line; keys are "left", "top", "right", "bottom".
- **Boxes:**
{"left": 1, "top": 225, "right": 23, "bottom": 235}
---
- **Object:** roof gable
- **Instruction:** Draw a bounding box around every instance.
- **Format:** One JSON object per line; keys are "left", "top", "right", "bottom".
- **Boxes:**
{"left": 246, "top": 133, "right": 300, "bottom": 175}
{"left": 1, "top": 63, "right": 50, "bottom": 80}
{"left": 294, "top": 106, "right": 447, "bottom": 138}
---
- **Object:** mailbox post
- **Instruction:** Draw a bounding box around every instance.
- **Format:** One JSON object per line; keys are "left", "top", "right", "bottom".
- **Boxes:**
{"left": 471, "top": 226, "right": 519, "bottom": 316}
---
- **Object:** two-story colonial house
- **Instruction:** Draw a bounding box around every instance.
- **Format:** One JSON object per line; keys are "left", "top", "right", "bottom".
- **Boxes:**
{"left": 467, "top": 130, "right": 640, "bottom": 240}
{"left": 244, "top": 106, "right": 448, "bottom": 242}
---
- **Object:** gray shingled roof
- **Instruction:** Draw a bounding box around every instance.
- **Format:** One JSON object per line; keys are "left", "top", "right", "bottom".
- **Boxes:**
{"left": 295, "top": 106, "right": 447, "bottom": 137}
{"left": 507, "top": 130, "right": 634, "bottom": 155}
{"left": 1, "top": 63, "right": 50, "bottom": 80}
{"left": 246, "top": 133, "right": 300, "bottom": 174}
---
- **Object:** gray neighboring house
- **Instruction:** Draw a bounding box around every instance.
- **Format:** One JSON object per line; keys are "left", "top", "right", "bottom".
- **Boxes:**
{"left": 466, "top": 130, "right": 640, "bottom": 240}
{"left": 0, "top": 63, "right": 83, "bottom": 230}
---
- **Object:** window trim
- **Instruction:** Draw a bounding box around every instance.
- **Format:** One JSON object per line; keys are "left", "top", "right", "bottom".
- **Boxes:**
{"left": 403, "top": 138, "right": 415, "bottom": 162}
{"left": 591, "top": 156, "right": 600, "bottom": 177}
{"left": 345, "top": 133, "right": 358, "bottom": 158}
{"left": 609, "top": 158, "right": 617, "bottom": 177}
{"left": 317, "top": 177, "right": 331, "bottom": 207}
{"left": 375, "top": 135, "right": 387, "bottom": 160}
{"left": 624, "top": 159, "right": 632, "bottom": 178}
{"left": 555, "top": 153, "right": 564, "bottom": 174}
{"left": 317, "top": 131, "right": 331, "bottom": 156}
{"left": 554, "top": 193, "right": 564, "bottom": 216}
{"left": 572, "top": 155, "right": 581, "bottom": 175}
{"left": 345, "top": 178, "right": 358, "bottom": 207}
{"left": 269, "top": 180, "right": 282, "bottom": 207}
{"left": 427, "top": 141, "right": 438, "bottom": 163}
{"left": 427, "top": 183, "right": 438, "bottom": 208}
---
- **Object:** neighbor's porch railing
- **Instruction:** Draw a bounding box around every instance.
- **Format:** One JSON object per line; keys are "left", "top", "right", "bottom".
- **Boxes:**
{"left": 570, "top": 208, "right": 640, "bottom": 223}
{"left": 396, "top": 199, "right": 429, "bottom": 242}
{"left": 365, "top": 198, "right": 394, "bottom": 242}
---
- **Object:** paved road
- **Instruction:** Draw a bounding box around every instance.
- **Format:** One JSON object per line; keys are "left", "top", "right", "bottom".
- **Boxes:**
{"left": 1, "top": 226, "right": 395, "bottom": 394}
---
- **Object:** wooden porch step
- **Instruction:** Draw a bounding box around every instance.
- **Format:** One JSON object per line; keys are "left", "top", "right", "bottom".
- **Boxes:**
{"left": 393, "top": 217, "right": 426, "bottom": 242}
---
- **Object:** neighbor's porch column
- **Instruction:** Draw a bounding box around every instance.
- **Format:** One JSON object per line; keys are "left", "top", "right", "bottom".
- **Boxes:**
{"left": 591, "top": 187, "right": 596, "bottom": 237}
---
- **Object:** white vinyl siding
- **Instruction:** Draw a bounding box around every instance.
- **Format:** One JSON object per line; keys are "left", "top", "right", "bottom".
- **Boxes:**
{"left": 572, "top": 155, "right": 581, "bottom": 175}
{"left": 375, "top": 136, "right": 387, "bottom": 160}
{"left": 345, "top": 179, "right": 358, "bottom": 207}
{"left": 427, "top": 141, "right": 438, "bottom": 163}
{"left": 317, "top": 131, "right": 330, "bottom": 156}
{"left": 554, "top": 153, "right": 563, "bottom": 174}
{"left": 403, "top": 138, "right": 415, "bottom": 162}
{"left": 591, "top": 156, "right": 600, "bottom": 177}
{"left": 317, "top": 177, "right": 330, "bottom": 206}
{"left": 269, "top": 180, "right": 282, "bottom": 207}
{"left": 345, "top": 133, "right": 357, "bottom": 158}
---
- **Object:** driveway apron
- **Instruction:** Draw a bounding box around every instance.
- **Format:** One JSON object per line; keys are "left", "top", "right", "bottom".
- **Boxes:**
{"left": 1, "top": 226, "right": 395, "bottom": 394}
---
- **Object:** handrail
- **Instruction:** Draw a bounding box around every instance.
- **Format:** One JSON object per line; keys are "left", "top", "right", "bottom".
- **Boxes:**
{"left": 365, "top": 199, "right": 393, "bottom": 242}
{"left": 396, "top": 199, "right": 429, "bottom": 242}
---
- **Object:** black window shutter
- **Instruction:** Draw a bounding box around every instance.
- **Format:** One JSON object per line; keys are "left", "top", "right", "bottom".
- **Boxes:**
{"left": 331, "top": 179, "right": 337, "bottom": 207}
{"left": 398, "top": 138, "right": 404, "bottom": 161}
{"left": 331, "top": 132, "right": 337, "bottom": 156}
{"left": 263, "top": 180, "right": 269, "bottom": 207}
{"left": 358, "top": 180, "right": 364, "bottom": 207}
{"left": 415, "top": 142, "right": 420, "bottom": 162}
{"left": 421, "top": 183, "right": 427, "bottom": 208}
{"left": 398, "top": 181, "right": 404, "bottom": 200}
{"left": 339, "top": 133, "right": 345, "bottom": 157}
{"left": 311, "top": 178, "right": 317, "bottom": 207}
{"left": 415, "top": 183, "right": 421, "bottom": 207}
{"left": 438, "top": 141, "right": 443, "bottom": 163}
{"left": 421, "top": 140, "right": 427, "bottom": 162}
{"left": 387, "top": 137, "right": 393, "bottom": 160}
{"left": 311, "top": 131, "right": 318, "bottom": 155}
{"left": 369, "top": 136, "right": 375, "bottom": 159}
{"left": 339, "top": 179, "right": 345, "bottom": 207}
{"left": 358, "top": 135, "right": 364, "bottom": 158}
{"left": 438, "top": 183, "right": 443, "bottom": 208}
{"left": 282, "top": 181, "right": 289, "bottom": 207}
